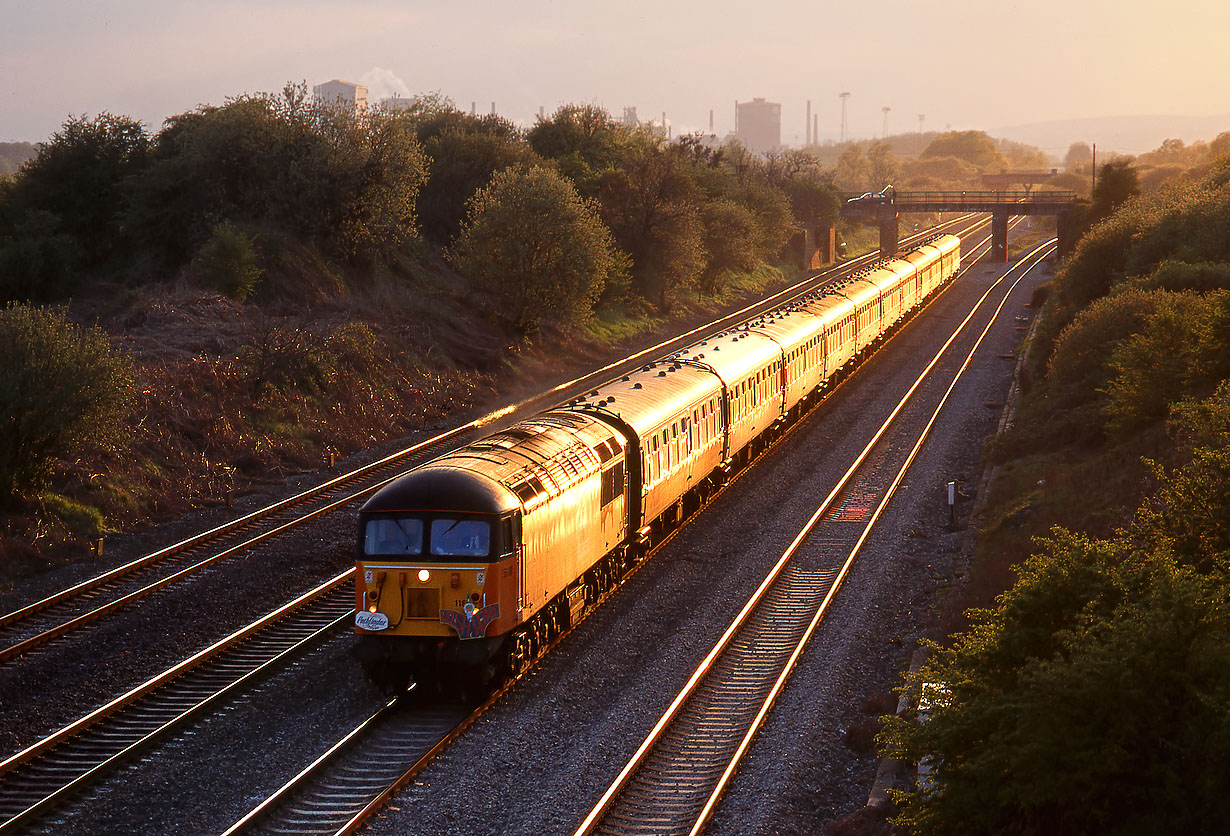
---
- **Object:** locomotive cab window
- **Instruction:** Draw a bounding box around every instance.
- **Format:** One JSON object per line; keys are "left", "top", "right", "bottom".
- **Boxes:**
{"left": 364, "top": 517, "right": 423, "bottom": 555}
{"left": 429, "top": 518, "right": 491, "bottom": 558}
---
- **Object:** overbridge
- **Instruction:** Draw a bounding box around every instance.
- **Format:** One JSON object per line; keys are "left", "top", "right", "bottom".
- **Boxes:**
{"left": 842, "top": 190, "right": 1080, "bottom": 261}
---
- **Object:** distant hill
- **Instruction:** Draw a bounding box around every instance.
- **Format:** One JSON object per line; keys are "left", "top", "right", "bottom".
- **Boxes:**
{"left": 994, "top": 114, "right": 1230, "bottom": 159}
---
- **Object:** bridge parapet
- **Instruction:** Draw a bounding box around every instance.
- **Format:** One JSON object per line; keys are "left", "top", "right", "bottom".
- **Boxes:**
{"left": 843, "top": 190, "right": 1077, "bottom": 215}
{"left": 841, "top": 190, "right": 1079, "bottom": 261}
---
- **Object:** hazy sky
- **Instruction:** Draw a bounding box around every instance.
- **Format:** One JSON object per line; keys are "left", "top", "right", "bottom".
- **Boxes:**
{"left": 4, "top": 0, "right": 1229, "bottom": 149}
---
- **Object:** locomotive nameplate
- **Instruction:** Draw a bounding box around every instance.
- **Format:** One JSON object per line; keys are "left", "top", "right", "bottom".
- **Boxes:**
{"left": 355, "top": 611, "right": 390, "bottom": 631}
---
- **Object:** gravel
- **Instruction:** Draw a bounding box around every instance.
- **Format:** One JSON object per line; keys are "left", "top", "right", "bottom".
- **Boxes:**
{"left": 0, "top": 254, "right": 1049, "bottom": 836}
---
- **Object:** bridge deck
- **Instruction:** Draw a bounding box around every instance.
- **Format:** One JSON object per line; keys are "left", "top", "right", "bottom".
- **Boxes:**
{"left": 843, "top": 190, "right": 1077, "bottom": 215}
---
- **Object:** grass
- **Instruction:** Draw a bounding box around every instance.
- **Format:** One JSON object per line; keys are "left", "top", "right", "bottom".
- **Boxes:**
{"left": 38, "top": 492, "right": 111, "bottom": 541}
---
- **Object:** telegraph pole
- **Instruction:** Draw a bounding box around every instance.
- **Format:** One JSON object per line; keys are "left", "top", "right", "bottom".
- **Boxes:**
{"left": 839, "top": 92, "right": 850, "bottom": 143}
{"left": 1091, "top": 142, "right": 1097, "bottom": 195}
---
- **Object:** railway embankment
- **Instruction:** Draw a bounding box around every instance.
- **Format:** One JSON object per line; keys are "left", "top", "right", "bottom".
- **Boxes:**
{"left": 866, "top": 168, "right": 1230, "bottom": 834}
{"left": 0, "top": 254, "right": 802, "bottom": 592}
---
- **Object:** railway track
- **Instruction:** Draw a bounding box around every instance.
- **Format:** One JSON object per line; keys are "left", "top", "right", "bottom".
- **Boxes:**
{"left": 0, "top": 216, "right": 986, "bottom": 670}
{"left": 0, "top": 571, "right": 355, "bottom": 833}
{"left": 221, "top": 698, "right": 475, "bottom": 835}
{"left": 0, "top": 218, "right": 998, "bottom": 833}
{"left": 572, "top": 241, "right": 1056, "bottom": 836}
{"left": 213, "top": 223, "right": 1018, "bottom": 836}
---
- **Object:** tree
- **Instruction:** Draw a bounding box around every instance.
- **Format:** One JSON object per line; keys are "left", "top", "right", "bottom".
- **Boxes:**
{"left": 1091, "top": 158, "right": 1140, "bottom": 222}
{"left": 867, "top": 141, "right": 903, "bottom": 188}
{"left": 921, "top": 130, "right": 1007, "bottom": 171}
{"left": 1065, "top": 142, "right": 1093, "bottom": 172}
{"left": 196, "top": 220, "right": 263, "bottom": 301}
{"left": 448, "top": 165, "right": 615, "bottom": 335}
{"left": 0, "top": 210, "right": 81, "bottom": 302}
{"left": 127, "top": 84, "right": 427, "bottom": 271}
{"left": 779, "top": 174, "right": 840, "bottom": 230}
{"left": 834, "top": 144, "right": 871, "bottom": 192}
{"left": 418, "top": 118, "right": 538, "bottom": 245}
{"left": 597, "top": 138, "right": 704, "bottom": 310}
{"left": 0, "top": 303, "right": 134, "bottom": 502}
{"left": 882, "top": 531, "right": 1230, "bottom": 835}
{"left": 999, "top": 138, "right": 1050, "bottom": 170}
{"left": 527, "top": 104, "right": 629, "bottom": 196}
{"left": 0, "top": 113, "right": 151, "bottom": 285}
{"left": 698, "top": 199, "right": 760, "bottom": 295}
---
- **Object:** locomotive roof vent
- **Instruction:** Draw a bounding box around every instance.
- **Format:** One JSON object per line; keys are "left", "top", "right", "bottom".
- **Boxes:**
{"left": 633, "top": 382, "right": 643, "bottom": 388}
{"left": 622, "top": 375, "right": 630, "bottom": 382}
{"left": 590, "top": 390, "right": 599, "bottom": 396}
{"left": 658, "top": 371, "right": 667, "bottom": 377}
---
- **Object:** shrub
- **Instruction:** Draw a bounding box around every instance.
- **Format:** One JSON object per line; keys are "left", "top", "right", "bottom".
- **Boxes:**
{"left": 1131, "top": 258, "right": 1230, "bottom": 293}
{"left": 0, "top": 303, "right": 134, "bottom": 502}
{"left": 196, "top": 220, "right": 262, "bottom": 301}
{"left": 239, "top": 319, "right": 337, "bottom": 401}
{"left": 449, "top": 165, "right": 615, "bottom": 335}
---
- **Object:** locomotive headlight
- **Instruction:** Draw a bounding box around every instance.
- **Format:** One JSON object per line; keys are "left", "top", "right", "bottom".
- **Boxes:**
{"left": 417, "top": 569, "right": 431, "bottom": 583}
{"left": 450, "top": 572, "right": 461, "bottom": 589}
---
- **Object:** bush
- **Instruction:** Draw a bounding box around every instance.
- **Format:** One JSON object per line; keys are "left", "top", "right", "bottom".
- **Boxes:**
{"left": 449, "top": 165, "right": 616, "bottom": 335}
{"left": 0, "top": 303, "right": 134, "bottom": 502}
{"left": 1131, "top": 258, "right": 1230, "bottom": 293}
{"left": 239, "top": 319, "right": 338, "bottom": 401}
{"left": 196, "top": 221, "right": 262, "bottom": 301}
{"left": 1101, "top": 291, "right": 1226, "bottom": 438}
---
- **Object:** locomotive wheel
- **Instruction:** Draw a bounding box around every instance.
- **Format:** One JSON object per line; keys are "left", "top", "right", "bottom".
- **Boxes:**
{"left": 507, "top": 631, "right": 532, "bottom": 676}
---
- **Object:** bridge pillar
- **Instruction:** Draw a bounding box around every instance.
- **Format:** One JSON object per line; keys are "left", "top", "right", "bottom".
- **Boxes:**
{"left": 817, "top": 224, "right": 836, "bottom": 264}
{"left": 878, "top": 207, "right": 899, "bottom": 258}
{"left": 1056, "top": 209, "right": 1077, "bottom": 258}
{"left": 991, "top": 208, "right": 1009, "bottom": 262}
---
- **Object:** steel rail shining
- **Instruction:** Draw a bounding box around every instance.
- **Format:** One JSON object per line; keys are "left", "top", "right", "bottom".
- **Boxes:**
{"left": 573, "top": 239, "right": 1056, "bottom": 836}
{"left": 0, "top": 216, "right": 982, "bottom": 642}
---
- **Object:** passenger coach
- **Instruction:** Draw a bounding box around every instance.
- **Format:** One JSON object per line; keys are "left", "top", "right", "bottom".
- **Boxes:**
{"left": 353, "top": 234, "right": 961, "bottom": 686}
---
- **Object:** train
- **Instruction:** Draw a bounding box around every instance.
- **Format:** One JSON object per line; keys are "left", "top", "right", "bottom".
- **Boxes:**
{"left": 353, "top": 234, "right": 962, "bottom": 688}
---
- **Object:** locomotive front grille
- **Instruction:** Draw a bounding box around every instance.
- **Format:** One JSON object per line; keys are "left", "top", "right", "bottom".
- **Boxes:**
{"left": 406, "top": 587, "right": 441, "bottom": 619}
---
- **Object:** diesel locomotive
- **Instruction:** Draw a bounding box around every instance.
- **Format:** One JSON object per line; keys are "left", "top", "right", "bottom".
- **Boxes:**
{"left": 354, "top": 234, "right": 961, "bottom": 686}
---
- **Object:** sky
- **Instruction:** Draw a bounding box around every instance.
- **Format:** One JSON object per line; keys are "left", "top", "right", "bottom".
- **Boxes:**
{"left": 4, "top": 0, "right": 1230, "bottom": 153}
